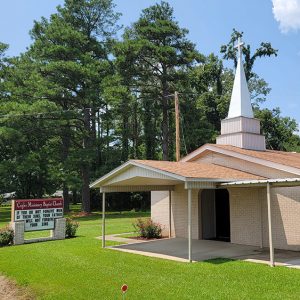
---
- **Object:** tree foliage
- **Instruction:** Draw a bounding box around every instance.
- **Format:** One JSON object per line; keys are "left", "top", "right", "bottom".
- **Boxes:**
{"left": 0, "top": 1, "right": 299, "bottom": 212}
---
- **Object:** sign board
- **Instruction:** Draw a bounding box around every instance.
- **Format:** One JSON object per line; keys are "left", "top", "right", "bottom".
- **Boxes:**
{"left": 12, "top": 198, "right": 64, "bottom": 232}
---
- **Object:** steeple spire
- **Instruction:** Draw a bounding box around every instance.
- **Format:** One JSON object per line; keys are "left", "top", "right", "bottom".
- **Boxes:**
{"left": 216, "top": 37, "right": 266, "bottom": 151}
{"left": 227, "top": 37, "right": 254, "bottom": 119}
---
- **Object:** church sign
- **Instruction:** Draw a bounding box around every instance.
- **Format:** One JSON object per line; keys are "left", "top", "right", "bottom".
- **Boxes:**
{"left": 11, "top": 198, "right": 64, "bottom": 232}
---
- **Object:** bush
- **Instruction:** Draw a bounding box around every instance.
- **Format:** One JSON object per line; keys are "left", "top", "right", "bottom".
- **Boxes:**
{"left": 0, "top": 225, "right": 14, "bottom": 247}
{"left": 133, "top": 218, "right": 162, "bottom": 239}
{"left": 65, "top": 218, "right": 79, "bottom": 238}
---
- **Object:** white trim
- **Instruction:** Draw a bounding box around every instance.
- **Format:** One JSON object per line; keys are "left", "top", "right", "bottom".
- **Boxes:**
{"left": 102, "top": 192, "right": 106, "bottom": 248}
{"left": 90, "top": 160, "right": 186, "bottom": 188}
{"left": 180, "top": 144, "right": 300, "bottom": 176}
{"left": 100, "top": 185, "right": 175, "bottom": 193}
{"left": 185, "top": 181, "right": 216, "bottom": 189}
{"left": 131, "top": 161, "right": 186, "bottom": 181}
{"left": 90, "top": 161, "right": 132, "bottom": 188}
{"left": 169, "top": 190, "right": 172, "bottom": 238}
{"left": 220, "top": 177, "right": 300, "bottom": 188}
{"left": 267, "top": 183, "right": 274, "bottom": 267}
{"left": 90, "top": 158, "right": 252, "bottom": 190}
{"left": 188, "top": 189, "right": 192, "bottom": 263}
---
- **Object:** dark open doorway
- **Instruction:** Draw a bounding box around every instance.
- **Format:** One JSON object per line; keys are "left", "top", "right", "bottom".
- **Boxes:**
{"left": 200, "top": 189, "right": 230, "bottom": 242}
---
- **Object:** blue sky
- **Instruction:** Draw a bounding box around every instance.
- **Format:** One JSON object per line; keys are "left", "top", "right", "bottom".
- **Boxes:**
{"left": 1, "top": 0, "right": 299, "bottom": 125}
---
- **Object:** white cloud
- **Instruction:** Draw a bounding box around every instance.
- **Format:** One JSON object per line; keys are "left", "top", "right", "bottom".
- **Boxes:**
{"left": 272, "top": 0, "right": 300, "bottom": 33}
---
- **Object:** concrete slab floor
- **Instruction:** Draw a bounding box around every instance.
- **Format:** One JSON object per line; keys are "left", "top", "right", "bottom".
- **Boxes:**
{"left": 111, "top": 238, "right": 300, "bottom": 268}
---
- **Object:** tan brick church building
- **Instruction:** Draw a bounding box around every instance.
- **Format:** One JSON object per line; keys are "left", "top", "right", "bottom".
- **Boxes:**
{"left": 91, "top": 39, "right": 300, "bottom": 264}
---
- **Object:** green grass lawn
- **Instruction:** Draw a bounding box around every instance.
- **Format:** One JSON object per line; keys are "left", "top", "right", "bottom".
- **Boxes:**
{"left": 1, "top": 206, "right": 300, "bottom": 299}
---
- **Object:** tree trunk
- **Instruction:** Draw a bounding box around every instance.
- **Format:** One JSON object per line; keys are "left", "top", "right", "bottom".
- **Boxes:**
{"left": 72, "top": 189, "right": 78, "bottom": 205}
{"left": 143, "top": 96, "right": 155, "bottom": 159}
{"left": 81, "top": 108, "right": 91, "bottom": 213}
{"left": 63, "top": 184, "right": 70, "bottom": 213}
{"left": 121, "top": 98, "right": 129, "bottom": 162}
{"left": 61, "top": 125, "right": 71, "bottom": 212}
{"left": 132, "top": 99, "right": 139, "bottom": 158}
{"left": 81, "top": 165, "right": 90, "bottom": 212}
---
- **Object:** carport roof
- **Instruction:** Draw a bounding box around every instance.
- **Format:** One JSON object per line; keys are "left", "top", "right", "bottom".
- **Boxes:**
{"left": 90, "top": 159, "right": 265, "bottom": 190}
{"left": 132, "top": 160, "right": 265, "bottom": 180}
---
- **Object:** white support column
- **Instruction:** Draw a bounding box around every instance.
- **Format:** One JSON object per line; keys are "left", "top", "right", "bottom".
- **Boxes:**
{"left": 188, "top": 189, "right": 192, "bottom": 262}
{"left": 267, "top": 183, "right": 274, "bottom": 267}
{"left": 169, "top": 190, "right": 172, "bottom": 238}
{"left": 102, "top": 192, "right": 106, "bottom": 248}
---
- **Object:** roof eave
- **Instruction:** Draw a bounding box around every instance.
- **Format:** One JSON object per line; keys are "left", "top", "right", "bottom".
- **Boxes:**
{"left": 181, "top": 144, "right": 300, "bottom": 176}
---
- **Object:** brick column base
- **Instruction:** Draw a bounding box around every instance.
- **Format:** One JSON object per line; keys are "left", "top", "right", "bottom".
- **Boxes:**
{"left": 51, "top": 218, "right": 66, "bottom": 240}
{"left": 11, "top": 218, "right": 66, "bottom": 245}
{"left": 10, "top": 221, "right": 25, "bottom": 245}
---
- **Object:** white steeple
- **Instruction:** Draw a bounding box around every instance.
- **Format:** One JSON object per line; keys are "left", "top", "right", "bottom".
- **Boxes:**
{"left": 216, "top": 37, "right": 266, "bottom": 151}
{"left": 227, "top": 37, "right": 254, "bottom": 119}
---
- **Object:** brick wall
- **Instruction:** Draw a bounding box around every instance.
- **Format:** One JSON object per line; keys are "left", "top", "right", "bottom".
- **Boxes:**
{"left": 229, "top": 187, "right": 264, "bottom": 247}
{"left": 229, "top": 186, "right": 300, "bottom": 251}
{"left": 151, "top": 185, "right": 199, "bottom": 239}
{"left": 263, "top": 186, "right": 300, "bottom": 251}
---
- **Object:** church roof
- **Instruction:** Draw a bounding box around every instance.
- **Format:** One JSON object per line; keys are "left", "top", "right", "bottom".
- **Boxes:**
{"left": 181, "top": 143, "right": 300, "bottom": 172}
{"left": 212, "top": 144, "right": 300, "bottom": 169}
{"left": 132, "top": 160, "right": 264, "bottom": 180}
{"left": 90, "top": 158, "right": 265, "bottom": 189}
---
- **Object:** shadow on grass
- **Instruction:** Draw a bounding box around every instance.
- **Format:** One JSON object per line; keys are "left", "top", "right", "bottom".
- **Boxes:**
{"left": 73, "top": 211, "right": 150, "bottom": 222}
{"left": 204, "top": 258, "right": 235, "bottom": 264}
{"left": 0, "top": 206, "right": 12, "bottom": 225}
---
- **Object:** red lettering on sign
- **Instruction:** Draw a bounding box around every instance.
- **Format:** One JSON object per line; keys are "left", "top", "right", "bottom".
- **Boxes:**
{"left": 14, "top": 198, "right": 64, "bottom": 211}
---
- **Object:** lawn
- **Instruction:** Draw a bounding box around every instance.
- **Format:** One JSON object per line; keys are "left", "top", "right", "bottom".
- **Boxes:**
{"left": 1, "top": 206, "right": 300, "bottom": 299}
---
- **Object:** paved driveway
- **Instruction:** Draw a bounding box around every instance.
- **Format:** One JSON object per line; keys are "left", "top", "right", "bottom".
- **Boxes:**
{"left": 113, "top": 238, "right": 262, "bottom": 262}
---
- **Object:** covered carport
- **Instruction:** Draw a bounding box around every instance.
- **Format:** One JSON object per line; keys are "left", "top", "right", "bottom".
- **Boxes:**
{"left": 90, "top": 159, "right": 214, "bottom": 263}
{"left": 90, "top": 159, "right": 266, "bottom": 263}
{"left": 221, "top": 177, "right": 300, "bottom": 267}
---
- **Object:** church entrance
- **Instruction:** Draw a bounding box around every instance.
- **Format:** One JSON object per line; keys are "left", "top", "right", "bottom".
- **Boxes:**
{"left": 200, "top": 189, "right": 230, "bottom": 242}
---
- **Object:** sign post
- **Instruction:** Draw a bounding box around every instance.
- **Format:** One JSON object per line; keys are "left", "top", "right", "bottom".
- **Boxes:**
{"left": 10, "top": 198, "right": 66, "bottom": 245}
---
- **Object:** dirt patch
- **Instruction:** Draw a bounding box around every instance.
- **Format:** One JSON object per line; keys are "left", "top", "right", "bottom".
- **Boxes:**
{"left": 0, "top": 275, "right": 33, "bottom": 300}
{"left": 69, "top": 211, "right": 93, "bottom": 218}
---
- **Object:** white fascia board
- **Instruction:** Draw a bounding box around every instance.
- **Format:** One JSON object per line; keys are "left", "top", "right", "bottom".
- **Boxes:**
{"left": 185, "top": 177, "right": 238, "bottom": 182}
{"left": 90, "top": 161, "right": 133, "bottom": 188}
{"left": 181, "top": 144, "right": 300, "bottom": 176}
{"left": 130, "top": 161, "right": 186, "bottom": 182}
{"left": 90, "top": 160, "right": 187, "bottom": 189}
{"left": 220, "top": 177, "right": 300, "bottom": 188}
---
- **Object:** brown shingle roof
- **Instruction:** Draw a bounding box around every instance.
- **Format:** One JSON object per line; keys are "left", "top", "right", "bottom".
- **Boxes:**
{"left": 132, "top": 160, "right": 265, "bottom": 180}
{"left": 209, "top": 144, "right": 300, "bottom": 170}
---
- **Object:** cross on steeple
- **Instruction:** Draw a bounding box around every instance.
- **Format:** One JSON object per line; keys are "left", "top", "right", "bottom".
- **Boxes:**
{"left": 234, "top": 37, "right": 244, "bottom": 59}
{"left": 216, "top": 36, "right": 266, "bottom": 151}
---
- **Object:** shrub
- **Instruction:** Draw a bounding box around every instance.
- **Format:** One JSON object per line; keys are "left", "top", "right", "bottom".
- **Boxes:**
{"left": 0, "top": 225, "right": 14, "bottom": 247}
{"left": 133, "top": 218, "right": 162, "bottom": 239}
{"left": 65, "top": 218, "right": 79, "bottom": 238}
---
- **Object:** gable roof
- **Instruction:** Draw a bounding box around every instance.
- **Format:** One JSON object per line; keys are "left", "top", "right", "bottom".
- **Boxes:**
{"left": 129, "top": 160, "right": 264, "bottom": 181}
{"left": 213, "top": 145, "right": 300, "bottom": 169}
{"left": 181, "top": 143, "right": 300, "bottom": 175}
{"left": 90, "top": 159, "right": 265, "bottom": 189}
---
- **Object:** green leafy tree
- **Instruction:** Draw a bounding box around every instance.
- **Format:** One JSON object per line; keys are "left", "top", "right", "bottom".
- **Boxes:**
{"left": 255, "top": 108, "right": 300, "bottom": 151}
{"left": 115, "top": 1, "right": 201, "bottom": 160}
{"left": 220, "top": 28, "right": 278, "bottom": 80}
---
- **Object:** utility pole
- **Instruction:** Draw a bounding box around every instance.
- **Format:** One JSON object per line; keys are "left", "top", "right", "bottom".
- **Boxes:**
{"left": 174, "top": 91, "right": 180, "bottom": 162}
